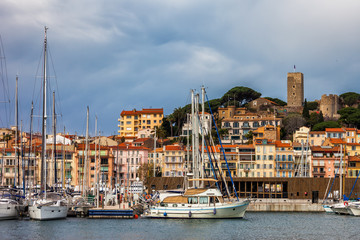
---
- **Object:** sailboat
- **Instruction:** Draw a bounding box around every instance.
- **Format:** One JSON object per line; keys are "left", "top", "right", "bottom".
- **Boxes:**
{"left": 0, "top": 76, "right": 22, "bottom": 220}
{"left": 144, "top": 88, "right": 250, "bottom": 219}
{"left": 28, "top": 27, "right": 68, "bottom": 220}
{"left": 0, "top": 188, "right": 20, "bottom": 220}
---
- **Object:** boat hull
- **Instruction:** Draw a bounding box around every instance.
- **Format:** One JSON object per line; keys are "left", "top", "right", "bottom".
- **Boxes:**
{"left": 322, "top": 205, "right": 334, "bottom": 213}
{"left": 330, "top": 206, "right": 350, "bottom": 215}
{"left": 347, "top": 206, "right": 360, "bottom": 216}
{"left": 29, "top": 205, "right": 68, "bottom": 220}
{"left": 0, "top": 204, "right": 19, "bottom": 220}
{"left": 146, "top": 200, "right": 250, "bottom": 219}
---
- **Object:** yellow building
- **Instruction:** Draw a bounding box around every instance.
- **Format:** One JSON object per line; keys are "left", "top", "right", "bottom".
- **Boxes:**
{"left": 254, "top": 139, "right": 276, "bottom": 177}
{"left": 118, "top": 108, "right": 163, "bottom": 139}
{"left": 162, "top": 145, "right": 185, "bottom": 177}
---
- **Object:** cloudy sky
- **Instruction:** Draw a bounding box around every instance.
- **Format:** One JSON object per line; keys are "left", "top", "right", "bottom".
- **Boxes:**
{"left": 1, "top": 0, "right": 360, "bottom": 136}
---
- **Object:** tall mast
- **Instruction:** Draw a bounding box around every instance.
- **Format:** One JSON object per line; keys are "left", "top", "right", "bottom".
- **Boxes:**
{"left": 21, "top": 120, "right": 24, "bottom": 194}
{"left": 83, "top": 106, "right": 89, "bottom": 196}
{"left": 154, "top": 129, "right": 156, "bottom": 177}
{"left": 14, "top": 75, "right": 19, "bottom": 187}
{"left": 191, "top": 90, "right": 195, "bottom": 179}
{"left": 52, "top": 91, "right": 57, "bottom": 190}
{"left": 41, "top": 26, "right": 48, "bottom": 196}
{"left": 93, "top": 116, "right": 97, "bottom": 195}
{"left": 28, "top": 102, "right": 34, "bottom": 189}
{"left": 62, "top": 126, "right": 65, "bottom": 190}
{"left": 201, "top": 86, "right": 205, "bottom": 185}
{"left": 340, "top": 144, "right": 343, "bottom": 201}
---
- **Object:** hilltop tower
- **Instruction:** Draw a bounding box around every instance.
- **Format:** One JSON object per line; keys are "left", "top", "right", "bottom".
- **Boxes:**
{"left": 319, "top": 94, "right": 341, "bottom": 119}
{"left": 287, "top": 72, "right": 304, "bottom": 107}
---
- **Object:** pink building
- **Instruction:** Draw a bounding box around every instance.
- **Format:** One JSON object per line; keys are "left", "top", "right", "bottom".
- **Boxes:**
{"left": 113, "top": 144, "right": 149, "bottom": 190}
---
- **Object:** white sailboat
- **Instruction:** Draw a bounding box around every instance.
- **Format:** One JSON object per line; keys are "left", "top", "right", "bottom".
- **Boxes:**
{"left": 0, "top": 188, "right": 20, "bottom": 220}
{"left": 29, "top": 27, "right": 67, "bottom": 220}
{"left": 145, "top": 179, "right": 249, "bottom": 219}
{"left": 144, "top": 88, "right": 250, "bottom": 219}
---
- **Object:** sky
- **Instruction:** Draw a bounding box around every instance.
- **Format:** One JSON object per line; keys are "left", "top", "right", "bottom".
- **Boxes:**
{"left": 1, "top": 0, "right": 360, "bottom": 136}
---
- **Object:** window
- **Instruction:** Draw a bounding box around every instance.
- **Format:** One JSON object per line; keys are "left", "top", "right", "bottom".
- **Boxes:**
{"left": 199, "top": 197, "right": 208, "bottom": 204}
{"left": 126, "top": 116, "right": 131, "bottom": 119}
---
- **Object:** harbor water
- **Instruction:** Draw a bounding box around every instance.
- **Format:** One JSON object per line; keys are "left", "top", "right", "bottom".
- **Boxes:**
{"left": 1, "top": 212, "right": 359, "bottom": 240}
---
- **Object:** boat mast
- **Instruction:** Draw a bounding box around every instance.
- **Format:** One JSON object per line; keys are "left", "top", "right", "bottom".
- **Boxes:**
{"left": 62, "top": 126, "right": 65, "bottom": 190}
{"left": 82, "top": 106, "right": 89, "bottom": 197}
{"left": 14, "top": 75, "right": 19, "bottom": 187}
{"left": 340, "top": 144, "right": 342, "bottom": 201}
{"left": 41, "top": 26, "right": 48, "bottom": 197}
{"left": 94, "top": 116, "right": 97, "bottom": 195}
{"left": 28, "top": 102, "right": 33, "bottom": 190}
{"left": 191, "top": 90, "right": 195, "bottom": 184}
{"left": 52, "top": 91, "right": 57, "bottom": 191}
{"left": 201, "top": 86, "right": 205, "bottom": 186}
{"left": 154, "top": 128, "right": 156, "bottom": 177}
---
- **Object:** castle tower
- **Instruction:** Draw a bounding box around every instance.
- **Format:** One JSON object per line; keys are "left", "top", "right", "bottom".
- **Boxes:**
{"left": 319, "top": 94, "right": 340, "bottom": 119}
{"left": 287, "top": 72, "right": 304, "bottom": 107}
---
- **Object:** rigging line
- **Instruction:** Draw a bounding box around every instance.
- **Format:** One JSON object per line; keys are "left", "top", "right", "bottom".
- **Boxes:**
{"left": 0, "top": 35, "right": 11, "bottom": 127}
{"left": 206, "top": 93, "right": 239, "bottom": 201}
{"left": 48, "top": 46, "right": 64, "bottom": 122}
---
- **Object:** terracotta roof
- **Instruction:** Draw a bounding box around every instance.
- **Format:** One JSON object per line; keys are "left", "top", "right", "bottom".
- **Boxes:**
{"left": 311, "top": 146, "right": 340, "bottom": 152}
{"left": 348, "top": 155, "right": 360, "bottom": 162}
{"left": 325, "top": 128, "right": 345, "bottom": 133}
{"left": 275, "top": 141, "right": 292, "bottom": 148}
{"left": 133, "top": 138, "right": 151, "bottom": 142}
{"left": 309, "top": 131, "right": 325, "bottom": 134}
{"left": 345, "top": 128, "right": 357, "bottom": 131}
{"left": 121, "top": 108, "right": 163, "bottom": 116}
{"left": 329, "top": 138, "right": 346, "bottom": 144}
{"left": 165, "top": 145, "right": 183, "bottom": 151}
{"left": 237, "top": 144, "right": 255, "bottom": 149}
{"left": 346, "top": 143, "right": 360, "bottom": 146}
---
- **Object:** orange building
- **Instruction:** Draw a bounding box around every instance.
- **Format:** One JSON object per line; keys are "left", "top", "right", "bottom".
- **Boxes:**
{"left": 118, "top": 108, "right": 163, "bottom": 139}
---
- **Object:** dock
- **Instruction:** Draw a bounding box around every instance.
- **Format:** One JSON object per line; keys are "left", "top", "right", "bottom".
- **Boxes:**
{"left": 88, "top": 205, "right": 135, "bottom": 219}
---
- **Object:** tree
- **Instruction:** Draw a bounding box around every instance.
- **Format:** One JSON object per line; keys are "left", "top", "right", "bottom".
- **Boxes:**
{"left": 307, "top": 101, "right": 319, "bottom": 111}
{"left": 338, "top": 107, "right": 360, "bottom": 128}
{"left": 244, "top": 131, "right": 253, "bottom": 143}
{"left": 160, "top": 117, "right": 172, "bottom": 137}
{"left": 340, "top": 92, "right": 360, "bottom": 107}
{"left": 302, "top": 99, "right": 310, "bottom": 120}
{"left": 312, "top": 121, "right": 341, "bottom": 131}
{"left": 319, "top": 111, "right": 324, "bottom": 123}
{"left": 307, "top": 112, "right": 325, "bottom": 129}
{"left": 221, "top": 86, "right": 261, "bottom": 106}
{"left": 282, "top": 114, "right": 306, "bottom": 138}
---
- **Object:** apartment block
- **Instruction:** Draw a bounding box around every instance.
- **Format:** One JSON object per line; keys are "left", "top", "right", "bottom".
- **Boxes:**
{"left": 118, "top": 108, "right": 163, "bottom": 139}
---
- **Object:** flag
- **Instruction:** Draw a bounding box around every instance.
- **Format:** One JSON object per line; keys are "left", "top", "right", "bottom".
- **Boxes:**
{"left": 293, "top": 65, "right": 296, "bottom": 71}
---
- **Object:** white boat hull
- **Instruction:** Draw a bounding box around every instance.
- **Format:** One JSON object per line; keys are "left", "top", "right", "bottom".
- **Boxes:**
{"left": 347, "top": 206, "right": 360, "bottom": 216}
{"left": 147, "top": 200, "right": 250, "bottom": 219}
{"left": 0, "top": 204, "right": 19, "bottom": 220}
{"left": 322, "top": 205, "right": 334, "bottom": 213}
{"left": 29, "top": 205, "right": 68, "bottom": 220}
{"left": 330, "top": 205, "right": 350, "bottom": 215}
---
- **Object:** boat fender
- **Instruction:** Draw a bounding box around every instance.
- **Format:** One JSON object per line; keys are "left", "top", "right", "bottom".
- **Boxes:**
{"left": 213, "top": 208, "right": 216, "bottom": 215}
{"left": 146, "top": 195, "right": 151, "bottom": 200}
{"left": 189, "top": 211, "right": 192, "bottom": 218}
{"left": 344, "top": 201, "right": 348, "bottom": 206}
{"left": 164, "top": 212, "right": 167, "bottom": 217}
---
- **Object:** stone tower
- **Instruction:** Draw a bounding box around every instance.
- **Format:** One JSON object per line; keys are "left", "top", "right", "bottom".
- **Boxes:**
{"left": 319, "top": 94, "right": 341, "bottom": 119}
{"left": 287, "top": 72, "right": 304, "bottom": 107}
